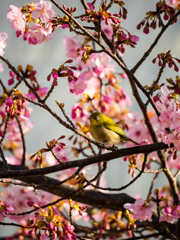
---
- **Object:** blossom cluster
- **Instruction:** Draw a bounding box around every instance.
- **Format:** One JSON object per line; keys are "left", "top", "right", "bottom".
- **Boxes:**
{"left": 28, "top": 203, "right": 76, "bottom": 240}
{"left": 154, "top": 86, "right": 180, "bottom": 150}
{"left": 152, "top": 50, "right": 180, "bottom": 72}
{"left": 0, "top": 32, "right": 8, "bottom": 56}
{"left": 7, "top": 1, "right": 55, "bottom": 45}
{"left": 124, "top": 197, "right": 180, "bottom": 224}
{"left": 62, "top": 35, "right": 132, "bottom": 124}
{"left": 137, "top": 0, "right": 177, "bottom": 34}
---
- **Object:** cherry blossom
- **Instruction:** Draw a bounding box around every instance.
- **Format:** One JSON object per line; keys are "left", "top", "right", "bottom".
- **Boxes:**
{"left": 24, "top": 23, "right": 54, "bottom": 45}
{"left": 71, "top": 103, "right": 89, "bottom": 123}
{"left": 68, "top": 78, "right": 87, "bottom": 96}
{"left": 7, "top": 5, "right": 26, "bottom": 32}
{"left": 169, "top": 0, "right": 177, "bottom": 4}
{"left": 31, "top": 0, "right": 55, "bottom": 23}
{"left": 124, "top": 198, "right": 152, "bottom": 222}
{"left": 0, "top": 32, "right": 8, "bottom": 56}
{"left": 63, "top": 36, "right": 81, "bottom": 59}
{"left": 87, "top": 1, "right": 95, "bottom": 11}
{"left": 119, "top": 73, "right": 128, "bottom": 79}
{"left": 101, "top": 20, "right": 113, "bottom": 39}
{"left": 26, "top": 87, "right": 48, "bottom": 100}
{"left": 155, "top": 86, "right": 180, "bottom": 150}
{"left": 159, "top": 206, "right": 178, "bottom": 224}
{"left": 114, "top": 88, "right": 132, "bottom": 107}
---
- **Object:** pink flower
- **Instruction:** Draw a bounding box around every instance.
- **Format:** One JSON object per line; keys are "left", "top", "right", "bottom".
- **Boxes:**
{"left": 0, "top": 63, "right": 4, "bottom": 73}
{"left": 159, "top": 206, "right": 178, "bottom": 224}
{"left": 63, "top": 36, "right": 81, "bottom": 59}
{"left": 172, "top": 204, "right": 180, "bottom": 218}
{"left": 169, "top": 0, "right": 177, "bottom": 4}
{"left": 26, "top": 87, "right": 48, "bottom": 100}
{"left": 104, "top": 95, "right": 113, "bottom": 104}
{"left": 9, "top": 71, "right": 15, "bottom": 78}
{"left": 7, "top": 5, "right": 26, "bottom": 32}
{"left": 87, "top": 2, "right": 95, "bottom": 10}
{"left": 163, "top": 133, "right": 180, "bottom": 151}
{"left": 171, "top": 110, "right": 180, "bottom": 130}
{"left": 5, "top": 97, "right": 14, "bottom": 107}
{"left": 0, "top": 32, "right": 8, "bottom": 56}
{"left": 95, "top": 52, "right": 112, "bottom": 68}
{"left": 84, "top": 76, "right": 100, "bottom": 98}
{"left": 101, "top": 20, "right": 113, "bottom": 39}
{"left": 52, "top": 71, "right": 58, "bottom": 80}
{"left": 129, "top": 35, "right": 139, "bottom": 42}
{"left": 114, "top": 88, "right": 132, "bottom": 107}
{"left": 24, "top": 23, "right": 54, "bottom": 45}
{"left": 119, "top": 73, "right": 127, "bottom": 79}
{"left": 61, "top": 23, "right": 69, "bottom": 29}
{"left": 159, "top": 111, "right": 173, "bottom": 128}
{"left": 128, "top": 122, "right": 151, "bottom": 145}
{"left": 168, "top": 154, "right": 180, "bottom": 170}
{"left": 31, "top": 0, "right": 55, "bottom": 23}
{"left": 124, "top": 198, "right": 152, "bottom": 222}
{"left": 160, "top": 86, "right": 171, "bottom": 102}
{"left": 68, "top": 78, "right": 87, "bottom": 96}
{"left": 71, "top": 103, "right": 89, "bottom": 123}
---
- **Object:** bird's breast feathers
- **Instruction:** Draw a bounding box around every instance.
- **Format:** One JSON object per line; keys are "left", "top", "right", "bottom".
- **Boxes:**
{"left": 90, "top": 125, "right": 120, "bottom": 145}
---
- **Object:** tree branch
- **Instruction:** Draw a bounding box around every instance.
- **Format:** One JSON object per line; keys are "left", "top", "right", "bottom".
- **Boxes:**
{"left": 0, "top": 142, "right": 172, "bottom": 179}
{"left": 131, "top": 10, "right": 180, "bottom": 74}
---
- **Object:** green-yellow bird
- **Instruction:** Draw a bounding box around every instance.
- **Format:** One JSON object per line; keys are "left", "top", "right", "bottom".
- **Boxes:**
{"left": 89, "top": 112, "right": 140, "bottom": 146}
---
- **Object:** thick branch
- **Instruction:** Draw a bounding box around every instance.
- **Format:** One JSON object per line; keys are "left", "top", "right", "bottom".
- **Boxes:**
{"left": 0, "top": 142, "right": 172, "bottom": 179}
{"left": 0, "top": 162, "right": 179, "bottom": 238}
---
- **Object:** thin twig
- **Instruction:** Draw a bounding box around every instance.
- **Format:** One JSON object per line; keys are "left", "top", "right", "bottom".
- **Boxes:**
{"left": 0, "top": 179, "right": 36, "bottom": 188}
{"left": 174, "top": 169, "right": 180, "bottom": 178}
{"left": 56, "top": 101, "right": 76, "bottom": 128}
{"left": 50, "top": 148, "right": 64, "bottom": 165}
{"left": 131, "top": 10, "right": 180, "bottom": 73}
{"left": 0, "top": 56, "right": 42, "bottom": 103}
{"left": 145, "top": 64, "right": 165, "bottom": 107}
{"left": 0, "top": 114, "right": 9, "bottom": 145}
{"left": 6, "top": 189, "right": 78, "bottom": 216}
{"left": 135, "top": 167, "right": 165, "bottom": 173}
{"left": 120, "top": 232, "right": 164, "bottom": 240}
{"left": 0, "top": 80, "right": 8, "bottom": 94}
{"left": 105, "top": 0, "right": 115, "bottom": 11}
{"left": 87, "top": 154, "right": 148, "bottom": 191}
{"left": 42, "top": 81, "right": 55, "bottom": 103}
{"left": 16, "top": 116, "right": 26, "bottom": 166}
{"left": 148, "top": 171, "right": 160, "bottom": 196}
{"left": 0, "top": 222, "right": 32, "bottom": 229}
{"left": 0, "top": 167, "right": 83, "bottom": 189}
{"left": 9, "top": 78, "right": 23, "bottom": 96}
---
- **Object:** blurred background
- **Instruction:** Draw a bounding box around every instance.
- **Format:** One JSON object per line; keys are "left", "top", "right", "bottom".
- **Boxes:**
{"left": 0, "top": 0, "right": 180, "bottom": 237}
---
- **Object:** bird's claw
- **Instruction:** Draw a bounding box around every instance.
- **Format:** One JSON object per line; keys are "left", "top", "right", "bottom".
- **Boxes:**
{"left": 112, "top": 145, "right": 118, "bottom": 151}
{"left": 100, "top": 143, "right": 106, "bottom": 149}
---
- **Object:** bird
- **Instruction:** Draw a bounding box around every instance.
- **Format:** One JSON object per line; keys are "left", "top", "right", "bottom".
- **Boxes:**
{"left": 89, "top": 112, "right": 140, "bottom": 146}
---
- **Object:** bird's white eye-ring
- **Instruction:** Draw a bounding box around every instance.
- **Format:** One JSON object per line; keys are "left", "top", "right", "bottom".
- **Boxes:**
{"left": 96, "top": 116, "right": 99, "bottom": 121}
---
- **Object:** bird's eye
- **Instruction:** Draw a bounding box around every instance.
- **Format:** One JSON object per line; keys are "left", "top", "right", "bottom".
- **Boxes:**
{"left": 96, "top": 116, "right": 99, "bottom": 121}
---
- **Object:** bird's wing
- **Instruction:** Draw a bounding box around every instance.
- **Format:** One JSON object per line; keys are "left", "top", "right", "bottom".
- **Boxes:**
{"left": 103, "top": 123, "right": 129, "bottom": 141}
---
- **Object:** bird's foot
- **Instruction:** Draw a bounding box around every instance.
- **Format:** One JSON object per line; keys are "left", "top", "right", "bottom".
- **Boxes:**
{"left": 100, "top": 142, "right": 106, "bottom": 149}
{"left": 112, "top": 145, "right": 118, "bottom": 151}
